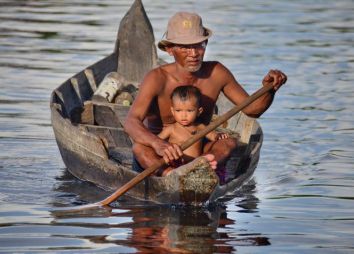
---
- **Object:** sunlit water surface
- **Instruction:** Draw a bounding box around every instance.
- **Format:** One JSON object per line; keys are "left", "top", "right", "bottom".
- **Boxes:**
{"left": 0, "top": 0, "right": 353, "bottom": 253}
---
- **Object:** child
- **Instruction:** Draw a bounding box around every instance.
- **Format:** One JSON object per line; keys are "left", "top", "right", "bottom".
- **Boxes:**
{"left": 158, "top": 85, "right": 229, "bottom": 176}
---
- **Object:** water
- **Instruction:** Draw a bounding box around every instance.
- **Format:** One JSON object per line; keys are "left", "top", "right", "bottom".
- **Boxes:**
{"left": 1, "top": 0, "right": 353, "bottom": 253}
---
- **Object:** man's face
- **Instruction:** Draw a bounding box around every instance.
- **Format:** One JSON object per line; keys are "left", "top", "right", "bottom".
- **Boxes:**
{"left": 167, "top": 41, "right": 207, "bottom": 73}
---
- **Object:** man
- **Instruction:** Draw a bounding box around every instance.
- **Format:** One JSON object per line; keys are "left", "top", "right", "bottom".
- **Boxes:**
{"left": 124, "top": 12, "right": 287, "bottom": 174}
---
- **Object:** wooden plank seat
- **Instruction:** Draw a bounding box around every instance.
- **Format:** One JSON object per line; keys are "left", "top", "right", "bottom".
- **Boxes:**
{"left": 76, "top": 100, "right": 133, "bottom": 166}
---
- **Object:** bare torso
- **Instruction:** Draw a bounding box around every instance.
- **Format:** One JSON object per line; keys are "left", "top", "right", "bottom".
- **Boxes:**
{"left": 145, "top": 61, "right": 223, "bottom": 133}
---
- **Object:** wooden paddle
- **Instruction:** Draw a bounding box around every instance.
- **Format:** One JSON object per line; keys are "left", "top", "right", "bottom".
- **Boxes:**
{"left": 70, "top": 83, "right": 274, "bottom": 210}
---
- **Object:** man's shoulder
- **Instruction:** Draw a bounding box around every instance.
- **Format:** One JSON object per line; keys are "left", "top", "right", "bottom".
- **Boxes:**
{"left": 201, "top": 61, "right": 232, "bottom": 80}
{"left": 146, "top": 64, "right": 174, "bottom": 79}
{"left": 204, "top": 60, "right": 229, "bottom": 71}
{"left": 141, "top": 65, "right": 170, "bottom": 86}
{"left": 147, "top": 64, "right": 166, "bottom": 76}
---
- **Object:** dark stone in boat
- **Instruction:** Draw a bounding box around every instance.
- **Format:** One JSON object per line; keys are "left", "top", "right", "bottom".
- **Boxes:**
{"left": 50, "top": 0, "right": 263, "bottom": 205}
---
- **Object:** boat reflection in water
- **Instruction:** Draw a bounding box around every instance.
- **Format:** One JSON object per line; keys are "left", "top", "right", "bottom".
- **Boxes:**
{"left": 51, "top": 171, "right": 270, "bottom": 253}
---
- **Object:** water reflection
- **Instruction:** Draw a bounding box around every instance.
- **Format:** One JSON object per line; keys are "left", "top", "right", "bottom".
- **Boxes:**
{"left": 50, "top": 171, "right": 269, "bottom": 253}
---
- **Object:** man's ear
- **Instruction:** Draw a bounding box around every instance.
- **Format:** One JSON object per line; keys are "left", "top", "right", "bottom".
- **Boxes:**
{"left": 170, "top": 107, "right": 175, "bottom": 116}
{"left": 166, "top": 46, "right": 174, "bottom": 56}
{"left": 198, "top": 107, "right": 203, "bottom": 116}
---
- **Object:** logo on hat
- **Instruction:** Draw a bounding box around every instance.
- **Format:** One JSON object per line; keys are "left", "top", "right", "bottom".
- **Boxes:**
{"left": 182, "top": 20, "right": 192, "bottom": 29}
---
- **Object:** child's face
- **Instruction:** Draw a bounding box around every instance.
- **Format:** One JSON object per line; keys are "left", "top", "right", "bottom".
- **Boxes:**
{"left": 171, "top": 96, "right": 203, "bottom": 126}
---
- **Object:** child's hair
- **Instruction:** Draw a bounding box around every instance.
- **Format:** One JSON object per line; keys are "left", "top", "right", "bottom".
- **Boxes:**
{"left": 170, "top": 85, "right": 202, "bottom": 106}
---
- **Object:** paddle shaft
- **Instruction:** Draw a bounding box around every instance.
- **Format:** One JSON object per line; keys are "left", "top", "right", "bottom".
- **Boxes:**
{"left": 97, "top": 83, "right": 274, "bottom": 206}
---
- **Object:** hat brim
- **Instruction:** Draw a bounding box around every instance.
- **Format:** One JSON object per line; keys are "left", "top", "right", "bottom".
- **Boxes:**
{"left": 157, "top": 27, "right": 212, "bottom": 51}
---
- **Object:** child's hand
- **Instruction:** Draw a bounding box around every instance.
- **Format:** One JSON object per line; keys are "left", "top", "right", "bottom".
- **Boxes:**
{"left": 216, "top": 132, "right": 229, "bottom": 140}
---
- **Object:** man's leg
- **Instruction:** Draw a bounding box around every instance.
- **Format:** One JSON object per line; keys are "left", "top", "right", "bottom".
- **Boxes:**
{"left": 203, "top": 137, "right": 237, "bottom": 183}
{"left": 203, "top": 137, "right": 237, "bottom": 164}
{"left": 132, "top": 143, "right": 162, "bottom": 169}
{"left": 132, "top": 142, "right": 219, "bottom": 175}
{"left": 162, "top": 154, "right": 217, "bottom": 176}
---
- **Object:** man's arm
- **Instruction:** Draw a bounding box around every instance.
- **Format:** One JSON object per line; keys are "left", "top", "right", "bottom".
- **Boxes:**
{"left": 216, "top": 63, "right": 287, "bottom": 118}
{"left": 124, "top": 69, "right": 163, "bottom": 148}
{"left": 124, "top": 68, "right": 183, "bottom": 161}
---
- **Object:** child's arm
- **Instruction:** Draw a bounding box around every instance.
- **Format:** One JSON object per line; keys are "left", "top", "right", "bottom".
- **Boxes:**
{"left": 157, "top": 125, "right": 172, "bottom": 140}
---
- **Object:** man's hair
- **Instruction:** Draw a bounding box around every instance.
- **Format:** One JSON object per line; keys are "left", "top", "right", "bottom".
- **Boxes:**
{"left": 170, "top": 85, "right": 202, "bottom": 106}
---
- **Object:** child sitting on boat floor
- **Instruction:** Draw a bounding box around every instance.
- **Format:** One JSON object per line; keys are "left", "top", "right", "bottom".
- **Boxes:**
{"left": 157, "top": 85, "right": 229, "bottom": 176}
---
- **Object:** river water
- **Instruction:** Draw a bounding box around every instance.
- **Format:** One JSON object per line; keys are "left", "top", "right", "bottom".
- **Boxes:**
{"left": 0, "top": 0, "right": 353, "bottom": 253}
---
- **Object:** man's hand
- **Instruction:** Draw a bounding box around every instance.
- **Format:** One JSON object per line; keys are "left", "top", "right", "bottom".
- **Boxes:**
{"left": 152, "top": 139, "right": 183, "bottom": 164}
{"left": 262, "top": 69, "right": 287, "bottom": 91}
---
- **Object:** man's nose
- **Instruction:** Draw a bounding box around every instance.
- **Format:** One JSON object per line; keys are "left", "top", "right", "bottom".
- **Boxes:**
{"left": 188, "top": 48, "right": 198, "bottom": 56}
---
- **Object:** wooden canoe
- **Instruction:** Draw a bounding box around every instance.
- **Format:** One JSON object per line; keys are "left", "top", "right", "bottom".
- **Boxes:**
{"left": 50, "top": 0, "right": 263, "bottom": 205}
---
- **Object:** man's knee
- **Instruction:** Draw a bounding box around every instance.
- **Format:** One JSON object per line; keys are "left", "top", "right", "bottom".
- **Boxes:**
{"left": 131, "top": 143, "right": 159, "bottom": 169}
{"left": 205, "top": 137, "right": 237, "bottom": 158}
{"left": 225, "top": 137, "right": 237, "bottom": 150}
{"left": 218, "top": 137, "right": 237, "bottom": 158}
{"left": 132, "top": 143, "right": 141, "bottom": 155}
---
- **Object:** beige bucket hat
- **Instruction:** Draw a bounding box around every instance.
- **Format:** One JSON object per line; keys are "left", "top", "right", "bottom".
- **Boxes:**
{"left": 158, "top": 12, "right": 213, "bottom": 51}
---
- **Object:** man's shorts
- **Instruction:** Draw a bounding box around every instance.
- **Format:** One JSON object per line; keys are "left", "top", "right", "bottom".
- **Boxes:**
{"left": 132, "top": 155, "right": 144, "bottom": 173}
